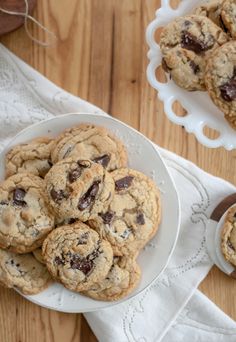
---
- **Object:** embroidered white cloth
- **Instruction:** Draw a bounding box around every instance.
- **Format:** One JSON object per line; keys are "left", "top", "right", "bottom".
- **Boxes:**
{"left": 0, "top": 43, "right": 236, "bottom": 341}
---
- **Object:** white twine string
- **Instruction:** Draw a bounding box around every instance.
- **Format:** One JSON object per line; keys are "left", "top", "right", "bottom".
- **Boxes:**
{"left": 0, "top": 0, "right": 57, "bottom": 47}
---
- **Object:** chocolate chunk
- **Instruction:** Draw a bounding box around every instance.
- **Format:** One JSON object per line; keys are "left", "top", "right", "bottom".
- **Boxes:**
{"left": 162, "top": 58, "right": 171, "bottom": 72}
{"left": 68, "top": 167, "right": 82, "bottom": 183}
{"left": 78, "top": 181, "right": 100, "bottom": 211}
{"left": 189, "top": 60, "right": 200, "bottom": 74}
{"left": 68, "top": 218, "right": 77, "bottom": 224}
{"left": 136, "top": 212, "right": 145, "bottom": 225}
{"left": 77, "top": 232, "right": 89, "bottom": 245}
{"left": 184, "top": 20, "right": 192, "bottom": 28}
{"left": 115, "top": 176, "right": 134, "bottom": 191}
{"left": 70, "top": 255, "right": 94, "bottom": 275}
{"left": 181, "top": 31, "right": 214, "bottom": 54}
{"left": 99, "top": 211, "right": 114, "bottom": 224}
{"left": 93, "top": 154, "right": 110, "bottom": 168}
{"left": 0, "top": 201, "right": 8, "bottom": 206}
{"left": 227, "top": 240, "right": 235, "bottom": 251}
{"left": 50, "top": 189, "right": 68, "bottom": 203}
{"left": 13, "top": 188, "right": 27, "bottom": 207}
{"left": 54, "top": 256, "right": 64, "bottom": 265}
{"left": 220, "top": 79, "right": 236, "bottom": 102}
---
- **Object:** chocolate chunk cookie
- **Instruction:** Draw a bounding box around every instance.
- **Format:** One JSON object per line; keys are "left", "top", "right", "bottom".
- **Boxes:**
{"left": 45, "top": 158, "right": 114, "bottom": 222}
{"left": 32, "top": 247, "right": 45, "bottom": 264}
{"left": 221, "top": 205, "right": 236, "bottom": 266}
{"left": 89, "top": 168, "right": 161, "bottom": 256}
{"left": 42, "top": 222, "right": 113, "bottom": 292}
{"left": 205, "top": 41, "right": 236, "bottom": 126}
{"left": 0, "top": 173, "right": 55, "bottom": 253}
{"left": 50, "top": 124, "right": 128, "bottom": 171}
{"left": 0, "top": 249, "right": 51, "bottom": 295}
{"left": 160, "top": 15, "right": 228, "bottom": 90}
{"left": 5, "top": 138, "right": 54, "bottom": 178}
{"left": 83, "top": 257, "right": 141, "bottom": 301}
{"left": 221, "top": 0, "right": 236, "bottom": 38}
{"left": 193, "top": 0, "right": 226, "bottom": 29}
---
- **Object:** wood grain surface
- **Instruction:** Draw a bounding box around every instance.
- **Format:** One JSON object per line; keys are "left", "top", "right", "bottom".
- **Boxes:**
{"left": 0, "top": 0, "right": 236, "bottom": 341}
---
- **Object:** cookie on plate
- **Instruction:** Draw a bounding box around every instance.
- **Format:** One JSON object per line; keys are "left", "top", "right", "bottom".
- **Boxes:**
{"left": 32, "top": 247, "right": 45, "bottom": 264}
{"left": 42, "top": 222, "right": 113, "bottom": 292}
{"left": 0, "top": 249, "right": 52, "bottom": 295}
{"left": 205, "top": 41, "right": 236, "bottom": 127}
{"left": 221, "top": 204, "right": 236, "bottom": 266}
{"left": 221, "top": 0, "right": 236, "bottom": 38}
{"left": 45, "top": 158, "right": 114, "bottom": 222}
{"left": 160, "top": 15, "right": 228, "bottom": 91}
{"left": 0, "top": 173, "right": 55, "bottom": 253}
{"left": 89, "top": 168, "right": 161, "bottom": 256}
{"left": 50, "top": 124, "right": 128, "bottom": 171}
{"left": 83, "top": 257, "right": 141, "bottom": 301}
{"left": 5, "top": 137, "right": 54, "bottom": 178}
{"left": 193, "top": 0, "right": 226, "bottom": 29}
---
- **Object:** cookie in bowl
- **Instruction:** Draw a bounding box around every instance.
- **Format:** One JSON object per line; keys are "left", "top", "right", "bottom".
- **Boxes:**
{"left": 89, "top": 168, "right": 161, "bottom": 257}
{"left": 193, "top": 0, "right": 226, "bottom": 30}
{"left": 0, "top": 173, "right": 54, "bottom": 253}
{"left": 50, "top": 124, "right": 128, "bottom": 171}
{"left": 160, "top": 15, "right": 228, "bottom": 91}
{"left": 0, "top": 249, "right": 52, "bottom": 295}
{"left": 45, "top": 158, "right": 115, "bottom": 222}
{"left": 205, "top": 41, "right": 236, "bottom": 129}
{"left": 83, "top": 256, "right": 141, "bottom": 301}
{"left": 5, "top": 137, "right": 54, "bottom": 178}
{"left": 42, "top": 222, "right": 113, "bottom": 292}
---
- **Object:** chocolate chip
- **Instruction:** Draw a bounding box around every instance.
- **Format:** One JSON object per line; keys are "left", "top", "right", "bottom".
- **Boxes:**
{"left": 78, "top": 181, "right": 100, "bottom": 211}
{"left": 92, "top": 154, "right": 110, "bottom": 168}
{"left": 54, "top": 256, "right": 64, "bottom": 265}
{"left": 77, "top": 232, "right": 89, "bottom": 245}
{"left": 220, "top": 79, "right": 236, "bottom": 102}
{"left": 181, "top": 31, "right": 214, "bottom": 54}
{"left": 115, "top": 176, "right": 134, "bottom": 191}
{"left": 136, "top": 212, "right": 145, "bottom": 225}
{"left": 77, "top": 160, "right": 91, "bottom": 168}
{"left": 68, "top": 218, "right": 77, "bottom": 224}
{"left": 13, "top": 188, "right": 27, "bottom": 207}
{"left": 189, "top": 61, "right": 200, "bottom": 74}
{"left": 99, "top": 211, "right": 114, "bottom": 224}
{"left": 68, "top": 167, "right": 82, "bottom": 183}
{"left": 70, "top": 255, "right": 94, "bottom": 275}
{"left": 50, "top": 189, "right": 68, "bottom": 203}
{"left": 184, "top": 20, "right": 192, "bottom": 28}
{"left": 0, "top": 201, "right": 8, "bottom": 206}
{"left": 162, "top": 58, "right": 171, "bottom": 72}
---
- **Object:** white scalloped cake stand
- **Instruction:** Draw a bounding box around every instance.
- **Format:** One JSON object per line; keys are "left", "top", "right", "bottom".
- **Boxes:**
{"left": 146, "top": 0, "right": 236, "bottom": 150}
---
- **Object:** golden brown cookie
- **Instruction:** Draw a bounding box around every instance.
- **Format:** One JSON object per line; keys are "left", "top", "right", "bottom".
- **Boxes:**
{"left": 42, "top": 222, "right": 113, "bottom": 292}
{"left": 0, "top": 173, "right": 54, "bottom": 253}
{"left": 50, "top": 124, "right": 128, "bottom": 171}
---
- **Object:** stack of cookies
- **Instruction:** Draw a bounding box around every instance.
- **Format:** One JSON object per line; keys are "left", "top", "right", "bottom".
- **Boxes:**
{"left": 0, "top": 124, "right": 161, "bottom": 301}
{"left": 160, "top": 0, "right": 236, "bottom": 129}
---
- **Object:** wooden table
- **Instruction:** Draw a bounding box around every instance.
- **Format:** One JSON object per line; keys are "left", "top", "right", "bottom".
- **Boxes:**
{"left": 0, "top": 0, "right": 235, "bottom": 340}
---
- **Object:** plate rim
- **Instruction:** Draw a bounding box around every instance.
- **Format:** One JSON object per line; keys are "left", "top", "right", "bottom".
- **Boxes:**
{"left": 0, "top": 112, "right": 181, "bottom": 313}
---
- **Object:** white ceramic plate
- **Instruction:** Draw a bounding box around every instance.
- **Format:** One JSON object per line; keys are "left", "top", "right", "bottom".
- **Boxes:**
{"left": 0, "top": 113, "right": 180, "bottom": 313}
{"left": 146, "top": 0, "right": 236, "bottom": 150}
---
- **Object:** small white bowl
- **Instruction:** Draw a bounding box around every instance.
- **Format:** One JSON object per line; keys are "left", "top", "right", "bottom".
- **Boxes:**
{"left": 146, "top": 0, "right": 236, "bottom": 150}
{"left": 0, "top": 113, "right": 180, "bottom": 313}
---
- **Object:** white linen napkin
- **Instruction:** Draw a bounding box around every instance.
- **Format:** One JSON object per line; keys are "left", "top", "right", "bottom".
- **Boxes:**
{"left": 0, "top": 43, "right": 236, "bottom": 341}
